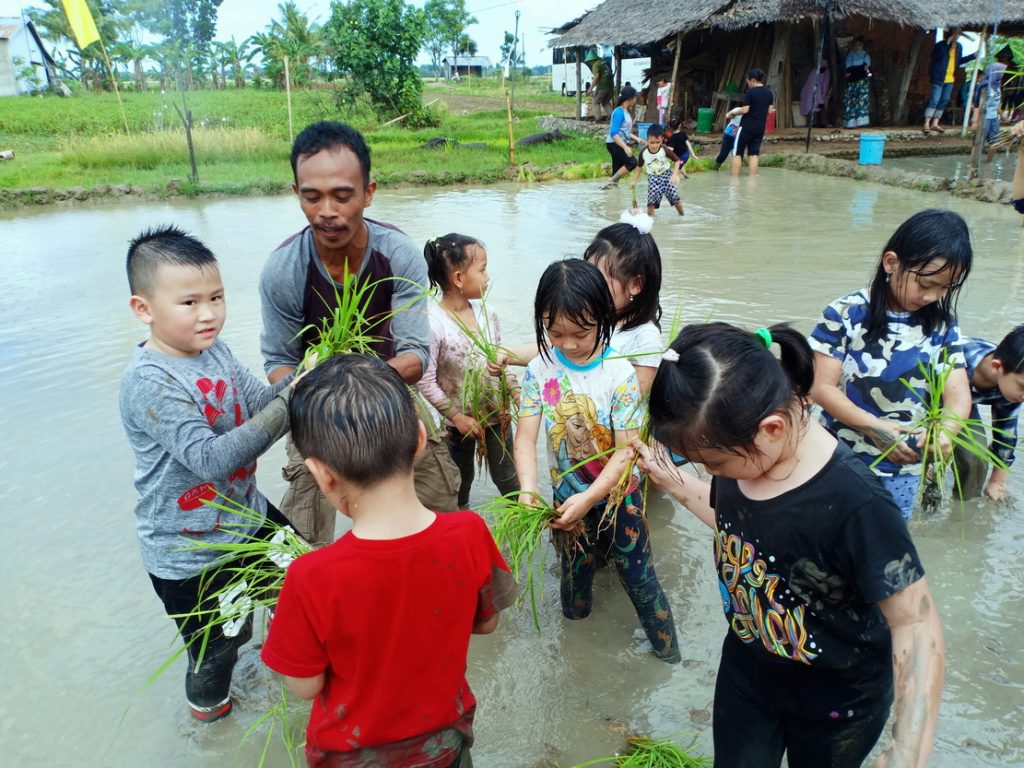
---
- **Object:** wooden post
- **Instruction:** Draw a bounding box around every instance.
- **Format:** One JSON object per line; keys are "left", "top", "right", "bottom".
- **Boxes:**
{"left": 284, "top": 55, "right": 294, "bottom": 143}
{"left": 505, "top": 89, "right": 515, "bottom": 165}
{"left": 669, "top": 31, "right": 683, "bottom": 117}
{"left": 614, "top": 45, "right": 622, "bottom": 95}
{"left": 893, "top": 31, "right": 922, "bottom": 126}
{"left": 963, "top": 33, "right": 987, "bottom": 137}
{"left": 767, "top": 21, "right": 790, "bottom": 128}
{"left": 827, "top": 15, "right": 839, "bottom": 126}
{"left": 575, "top": 47, "right": 583, "bottom": 119}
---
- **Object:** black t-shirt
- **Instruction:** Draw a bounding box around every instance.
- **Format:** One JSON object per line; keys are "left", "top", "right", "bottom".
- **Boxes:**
{"left": 666, "top": 131, "right": 690, "bottom": 158}
{"left": 740, "top": 85, "right": 774, "bottom": 134}
{"left": 709, "top": 441, "right": 923, "bottom": 673}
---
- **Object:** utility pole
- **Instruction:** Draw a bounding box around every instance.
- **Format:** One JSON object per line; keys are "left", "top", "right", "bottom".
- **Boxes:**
{"left": 510, "top": 9, "right": 520, "bottom": 111}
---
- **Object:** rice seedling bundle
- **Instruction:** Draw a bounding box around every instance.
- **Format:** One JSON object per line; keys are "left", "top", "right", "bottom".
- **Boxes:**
{"left": 155, "top": 495, "right": 312, "bottom": 675}
{"left": 483, "top": 492, "right": 584, "bottom": 631}
{"left": 571, "top": 734, "right": 711, "bottom": 768}
{"left": 443, "top": 299, "right": 519, "bottom": 462}
{"left": 872, "top": 355, "right": 1010, "bottom": 510}
{"left": 989, "top": 128, "right": 1024, "bottom": 151}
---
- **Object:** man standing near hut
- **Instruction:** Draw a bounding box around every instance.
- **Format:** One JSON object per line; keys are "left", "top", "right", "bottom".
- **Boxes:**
{"left": 726, "top": 69, "right": 774, "bottom": 177}
{"left": 924, "top": 28, "right": 976, "bottom": 134}
{"left": 587, "top": 49, "right": 613, "bottom": 122}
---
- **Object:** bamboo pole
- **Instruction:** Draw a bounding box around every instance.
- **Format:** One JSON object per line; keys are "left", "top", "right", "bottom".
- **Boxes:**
{"left": 894, "top": 31, "right": 922, "bottom": 126}
{"left": 97, "top": 39, "right": 129, "bottom": 134}
{"left": 284, "top": 55, "right": 294, "bottom": 143}
{"left": 669, "top": 31, "right": 683, "bottom": 119}
{"left": 963, "top": 34, "right": 986, "bottom": 137}
{"left": 575, "top": 47, "right": 583, "bottom": 119}
{"left": 506, "top": 89, "right": 515, "bottom": 165}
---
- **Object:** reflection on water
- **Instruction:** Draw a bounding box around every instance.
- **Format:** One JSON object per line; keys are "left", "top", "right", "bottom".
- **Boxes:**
{"left": 3, "top": 170, "right": 1023, "bottom": 767}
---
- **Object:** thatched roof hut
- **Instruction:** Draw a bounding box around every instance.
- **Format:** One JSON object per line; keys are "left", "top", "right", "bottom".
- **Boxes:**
{"left": 551, "top": 1, "right": 1024, "bottom": 129}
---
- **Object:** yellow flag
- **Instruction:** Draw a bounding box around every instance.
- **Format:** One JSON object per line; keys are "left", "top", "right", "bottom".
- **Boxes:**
{"left": 61, "top": 0, "right": 100, "bottom": 49}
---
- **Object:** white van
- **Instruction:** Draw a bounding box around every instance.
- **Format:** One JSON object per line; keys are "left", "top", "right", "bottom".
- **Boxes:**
{"left": 551, "top": 45, "right": 650, "bottom": 97}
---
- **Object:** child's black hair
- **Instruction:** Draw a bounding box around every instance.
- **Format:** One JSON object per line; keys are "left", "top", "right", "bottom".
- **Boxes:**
{"left": 423, "top": 233, "right": 483, "bottom": 293}
{"left": 668, "top": 118, "right": 681, "bottom": 130}
{"left": 647, "top": 123, "right": 666, "bottom": 139}
{"left": 583, "top": 222, "right": 663, "bottom": 332}
{"left": 290, "top": 354, "right": 420, "bottom": 486}
{"left": 126, "top": 224, "right": 218, "bottom": 297}
{"left": 534, "top": 259, "right": 616, "bottom": 363}
{"left": 747, "top": 68, "right": 766, "bottom": 83}
{"left": 865, "top": 208, "right": 972, "bottom": 343}
{"left": 616, "top": 86, "right": 637, "bottom": 106}
{"left": 994, "top": 324, "right": 1024, "bottom": 373}
{"left": 290, "top": 121, "right": 371, "bottom": 186}
{"left": 649, "top": 323, "right": 814, "bottom": 456}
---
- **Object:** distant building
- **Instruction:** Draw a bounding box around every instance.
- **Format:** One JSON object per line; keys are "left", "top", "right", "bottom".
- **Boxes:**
{"left": 0, "top": 17, "right": 56, "bottom": 96}
{"left": 441, "top": 55, "right": 492, "bottom": 79}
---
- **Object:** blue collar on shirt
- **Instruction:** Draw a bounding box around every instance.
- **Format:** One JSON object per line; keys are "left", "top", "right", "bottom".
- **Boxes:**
{"left": 554, "top": 346, "right": 612, "bottom": 371}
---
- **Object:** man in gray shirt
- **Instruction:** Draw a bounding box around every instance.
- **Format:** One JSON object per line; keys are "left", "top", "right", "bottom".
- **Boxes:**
{"left": 261, "top": 122, "right": 459, "bottom": 546}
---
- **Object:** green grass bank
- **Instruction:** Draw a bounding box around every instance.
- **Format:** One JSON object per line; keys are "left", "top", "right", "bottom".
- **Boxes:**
{"left": 0, "top": 79, "right": 616, "bottom": 205}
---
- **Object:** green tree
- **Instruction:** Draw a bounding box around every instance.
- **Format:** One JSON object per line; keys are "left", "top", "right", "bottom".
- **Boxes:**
{"left": 423, "top": 0, "right": 475, "bottom": 80}
{"left": 325, "top": 0, "right": 425, "bottom": 115}
{"left": 248, "top": 2, "right": 323, "bottom": 88}
{"left": 28, "top": 0, "right": 125, "bottom": 89}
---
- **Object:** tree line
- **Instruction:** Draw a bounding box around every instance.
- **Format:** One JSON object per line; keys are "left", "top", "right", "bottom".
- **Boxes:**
{"left": 27, "top": 0, "right": 498, "bottom": 117}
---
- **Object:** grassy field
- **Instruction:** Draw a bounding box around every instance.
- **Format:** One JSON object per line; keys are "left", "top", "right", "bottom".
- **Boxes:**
{"left": 0, "top": 77, "right": 613, "bottom": 201}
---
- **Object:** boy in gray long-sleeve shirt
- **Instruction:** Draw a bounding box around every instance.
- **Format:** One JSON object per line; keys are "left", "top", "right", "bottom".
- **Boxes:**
{"left": 120, "top": 225, "right": 294, "bottom": 723}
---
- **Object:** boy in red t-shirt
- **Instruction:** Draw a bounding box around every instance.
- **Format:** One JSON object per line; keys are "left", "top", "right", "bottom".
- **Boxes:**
{"left": 262, "top": 354, "right": 517, "bottom": 767}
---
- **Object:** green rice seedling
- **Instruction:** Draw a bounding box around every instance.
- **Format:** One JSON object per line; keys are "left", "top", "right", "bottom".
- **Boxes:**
{"left": 872, "top": 354, "right": 1010, "bottom": 513}
{"left": 242, "top": 682, "right": 305, "bottom": 768}
{"left": 440, "top": 297, "right": 519, "bottom": 457}
{"left": 160, "top": 495, "right": 312, "bottom": 675}
{"left": 482, "top": 491, "right": 584, "bottom": 631}
{"left": 571, "top": 734, "right": 711, "bottom": 767}
{"left": 296, "top": 270, "right": 430, "bottom": 373}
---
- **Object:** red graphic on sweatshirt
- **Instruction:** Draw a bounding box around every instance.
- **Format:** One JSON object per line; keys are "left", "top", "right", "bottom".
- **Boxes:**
{"left": 196, "top": 377, "right": 228, "bottom": 426}
{"left": 178, "top": 482, "right": 217, "bottom": 511}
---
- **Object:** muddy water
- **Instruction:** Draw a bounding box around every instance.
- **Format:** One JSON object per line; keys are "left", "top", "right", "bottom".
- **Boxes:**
{"left": 885, "top": 151, "right": 1016, "bottom": 182}
{"left": 3, "top": 171, "right": 1023, "bottom": 767}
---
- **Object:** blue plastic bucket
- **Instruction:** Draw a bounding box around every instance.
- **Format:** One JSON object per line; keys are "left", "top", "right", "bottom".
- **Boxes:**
{"left": 636, "top": 122, "right": 653, "bottom": 140}
{"left": 858, "top": 133, "right": 887, "bottom": 165}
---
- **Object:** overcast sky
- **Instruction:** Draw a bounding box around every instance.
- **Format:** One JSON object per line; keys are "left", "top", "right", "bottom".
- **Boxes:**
{"left": 0, "top": 0, "right": 597, "bottom": 65}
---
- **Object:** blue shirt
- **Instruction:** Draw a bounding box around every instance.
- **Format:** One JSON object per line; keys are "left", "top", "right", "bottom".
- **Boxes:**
{"left": 963, "top": 337, "right": 1020, "bottom": 466}
{"left": 606, "top": 106, "right": 634, "bottom": 145}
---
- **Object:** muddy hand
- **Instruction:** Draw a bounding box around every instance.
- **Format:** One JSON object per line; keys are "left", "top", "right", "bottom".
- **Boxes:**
{"left": 865, "top": 420, "right": 919, "bottom": 464}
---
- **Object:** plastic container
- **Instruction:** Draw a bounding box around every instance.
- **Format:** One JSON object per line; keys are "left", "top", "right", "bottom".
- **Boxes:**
{"left": 766, "top": 108, "right": 777, "bottom": 134}
{"left": 636, "top": 121, "right": 653, "bottom": 140}
{"left": 580, "top": 102, "right": 589, "bottom": 118}
{"left": 858, "top": 133, "right": 887, "bottom": 165}
{"left": 696, "top": 107, "right": 715, "bottom": 133}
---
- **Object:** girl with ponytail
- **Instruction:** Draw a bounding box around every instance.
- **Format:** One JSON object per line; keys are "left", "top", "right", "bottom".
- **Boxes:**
{"left": 636, "top": 322, "right": 945, "bottom": 768}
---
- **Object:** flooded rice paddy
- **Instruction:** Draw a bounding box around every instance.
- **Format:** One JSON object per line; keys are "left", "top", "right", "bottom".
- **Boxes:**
{"left": 2, "top": 169, "right": 1023, "bottom": 767}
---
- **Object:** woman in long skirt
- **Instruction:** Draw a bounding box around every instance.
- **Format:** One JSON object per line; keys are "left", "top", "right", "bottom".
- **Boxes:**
{"left": 843, "top": 37, "right": 872, "bottom": 129}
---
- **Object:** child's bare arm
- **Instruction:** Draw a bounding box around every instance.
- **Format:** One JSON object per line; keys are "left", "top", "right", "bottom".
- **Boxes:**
{"left": 811, "top": 352, "right": 919, "bottom": 464}
{"left": 284, "top": 672, "right": 325, "bottom": 701}
{"left": 514, "top": 413, "right": 542, "bottom": 502}
{"left": 551, "top": 428, "right": 636, "bottom": 529}
{"left": 1013, "top": 131, "right": 1024, "bottom": 202}
{"left": 936, "top": 367, "right": 971, "bottom": 456}
{"left": 473, "top": 613, "right": 499, "bottom": 634}
{"left": 873, "top": 578, "right": 945, "bottom": 768}
{"left": 633, "top": 440, "right": 715, "bottom": 528}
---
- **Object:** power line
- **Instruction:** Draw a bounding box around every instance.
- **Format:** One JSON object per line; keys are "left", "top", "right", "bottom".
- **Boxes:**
{"left": 468, "top": 0, "right": 521, "bottom": 14}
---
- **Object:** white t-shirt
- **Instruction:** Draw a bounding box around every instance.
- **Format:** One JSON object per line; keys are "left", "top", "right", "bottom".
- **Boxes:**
{"left": 612, "top": 322, "right": 663, "bottom": 369}
{"left": 520, "top": 349, "right": 642, "bottom": 504}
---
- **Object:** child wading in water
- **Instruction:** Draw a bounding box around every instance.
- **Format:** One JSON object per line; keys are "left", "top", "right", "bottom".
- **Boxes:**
{"left": 630, "top": 124, "right": 685, "bottom": 217}
{"left": 637, "top": 322, "right": 945, "bottom": 768}
{"left": 263, "top": 355, "right": 517, "bottom": 766}
{"left": 955, "top": 324, "right": 1024, "bottom": 501}
{"left": 584, "top": 222, "right": 664, "bottom": 394}
{"left": 120, "top": 225, "right": 297, "bottom": 722}
{"left": 418, "top": 234, "right": 520, "bottom": 508}
{"left": 809, "top": 209, "right": 973, "bottom": 519}
{"left": 514, "top": 259, "right": 680, "bottom": 663}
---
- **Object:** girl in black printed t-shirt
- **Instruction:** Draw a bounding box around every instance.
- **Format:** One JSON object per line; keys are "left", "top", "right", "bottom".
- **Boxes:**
{"left": 635, "top": 322, "right": 945, "bottom": 768}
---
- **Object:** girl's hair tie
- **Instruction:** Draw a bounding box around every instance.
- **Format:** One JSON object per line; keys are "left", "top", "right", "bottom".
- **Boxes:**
{"left": 754, "top": 327, "right": 773, "bottom": 348}
{"left": 661, "top": 348, "right": 680, "bottom": 363}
